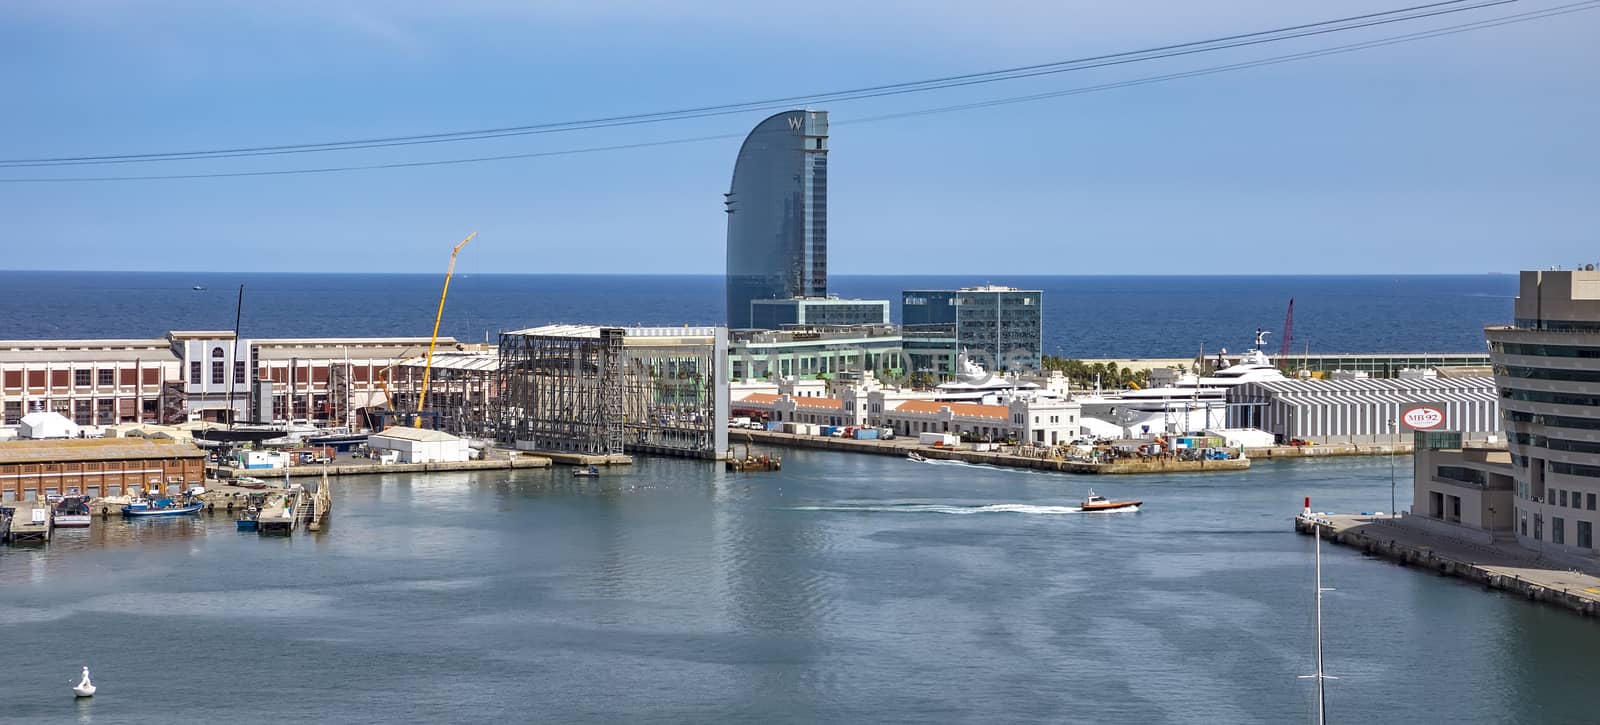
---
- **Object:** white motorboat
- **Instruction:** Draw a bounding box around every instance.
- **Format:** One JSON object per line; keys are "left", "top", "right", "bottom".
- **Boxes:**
{"left": 907, "top": 452, "right": 927, "bottom": 462}
{"left": 73, "top": 667, "right": 95, "bottom": 697}
{"left": 1080, "top": 489, "right": 1143, "bottom": 512}
{"left": 52, "top": 496, "right": 92, "bottom": 528}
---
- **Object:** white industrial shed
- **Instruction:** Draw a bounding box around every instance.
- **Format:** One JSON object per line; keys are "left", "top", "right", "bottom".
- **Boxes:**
{"left": 367, "top": 426, "right": 471, "bottom": 464}
{"left": 19, "top": 411, "right": 80, "bottom": 439}
{"left": 1229, "top": 377, "right": 1501, "bottom": 444}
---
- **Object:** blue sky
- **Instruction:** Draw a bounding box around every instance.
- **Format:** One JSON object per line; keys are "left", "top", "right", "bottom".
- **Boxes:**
{"left": 1, "top": 0, "right": 1595, "bottom": 275}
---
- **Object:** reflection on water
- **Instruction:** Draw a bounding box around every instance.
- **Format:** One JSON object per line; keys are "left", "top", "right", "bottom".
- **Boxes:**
{"left": 1, "top": 453, "right": 1597, "bottom": 724}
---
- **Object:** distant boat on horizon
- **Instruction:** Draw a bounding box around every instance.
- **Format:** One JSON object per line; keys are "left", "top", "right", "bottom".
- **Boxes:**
{"left": 192, "top": 285, "right": 205, "bottom": 291}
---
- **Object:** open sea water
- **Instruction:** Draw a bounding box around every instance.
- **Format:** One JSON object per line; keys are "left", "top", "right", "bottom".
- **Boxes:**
{"left": 2, "top": 454, "right": 1596, "bottom": 724}
{"left": 0, "top": 272, "right": 1515, "bottom": 357}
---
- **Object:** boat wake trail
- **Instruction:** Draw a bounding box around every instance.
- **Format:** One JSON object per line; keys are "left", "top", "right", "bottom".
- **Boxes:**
{"left": 790, "top": 502, "right": 1084, "bottom": 515}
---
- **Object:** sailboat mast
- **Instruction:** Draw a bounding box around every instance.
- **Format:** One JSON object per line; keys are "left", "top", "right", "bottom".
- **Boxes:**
{"left": 227, "top": 284, "right": 244, "bottom": 427}
{"left": 1314, "top": 523, "right": 1327, "bottom": 725}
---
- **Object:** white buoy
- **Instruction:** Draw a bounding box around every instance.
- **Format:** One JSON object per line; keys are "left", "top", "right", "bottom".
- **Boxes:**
{"left": 73, "top": 666, "right": 95, "bottom": 698}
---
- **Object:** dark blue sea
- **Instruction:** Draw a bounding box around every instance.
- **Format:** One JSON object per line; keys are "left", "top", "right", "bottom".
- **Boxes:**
{"left": 0, "top": 272, "right": 1515, "bottom": 357}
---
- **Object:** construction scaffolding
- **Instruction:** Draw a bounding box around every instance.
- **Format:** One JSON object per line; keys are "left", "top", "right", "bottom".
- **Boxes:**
{"left": 492, "top": 325, "right": 729, "bottom": 458}
{"left": 391, "top": 350, "right": 499, "bottom": 437}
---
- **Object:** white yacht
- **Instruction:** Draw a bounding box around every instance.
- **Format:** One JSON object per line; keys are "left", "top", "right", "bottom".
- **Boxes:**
{"left": 1075, "top": 387, "right": 1227, "bottom": 438}
{"left": 1076, "top": 329, "right": 1284, "bottom": 437}
{"left": 1176, "top": 329, "right": 1288, "bottom": 391}
{"left": 933, "top": 351, "right": 1042, "bottom": 402}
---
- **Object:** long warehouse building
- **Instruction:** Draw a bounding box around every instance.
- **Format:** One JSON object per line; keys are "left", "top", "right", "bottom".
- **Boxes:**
{"left": 1230, "top": 376, "right": 1501, "bottom": 444}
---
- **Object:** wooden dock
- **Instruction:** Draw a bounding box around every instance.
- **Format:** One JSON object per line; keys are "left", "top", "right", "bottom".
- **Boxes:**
{"left": 5, "top": 504, "right": 51, "bottom": 542}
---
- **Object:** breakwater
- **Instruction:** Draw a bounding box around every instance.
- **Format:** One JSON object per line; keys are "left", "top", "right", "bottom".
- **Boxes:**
{"left": 1296, "top": 513, "right": 1600, "bottom": 619}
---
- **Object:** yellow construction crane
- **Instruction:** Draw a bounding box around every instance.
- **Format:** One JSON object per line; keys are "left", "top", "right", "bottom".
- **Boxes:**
{"left": 415, "top": 231, "right": 477, "bottom": 427}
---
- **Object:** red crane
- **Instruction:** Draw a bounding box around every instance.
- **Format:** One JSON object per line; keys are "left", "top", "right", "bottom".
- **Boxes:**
{"left": 1280, "top": 297, "right": 1295, "bottom": 366}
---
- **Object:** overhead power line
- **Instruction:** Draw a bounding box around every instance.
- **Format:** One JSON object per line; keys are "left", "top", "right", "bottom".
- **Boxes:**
{"left": 2, "top": 0, "right": 1593, "bottom": 183}
{"left": 0, "top": 0, "right": 1512, "bottom": 168}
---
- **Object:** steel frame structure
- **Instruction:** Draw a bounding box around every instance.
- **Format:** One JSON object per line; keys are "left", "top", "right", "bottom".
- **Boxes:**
{"left": 492, "top": 326, "right": 728, "bottom": 458}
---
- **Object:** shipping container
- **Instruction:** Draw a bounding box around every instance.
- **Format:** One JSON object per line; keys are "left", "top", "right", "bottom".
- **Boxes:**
{"left": 853, "top": 429, "right": 880, "bottom": 440}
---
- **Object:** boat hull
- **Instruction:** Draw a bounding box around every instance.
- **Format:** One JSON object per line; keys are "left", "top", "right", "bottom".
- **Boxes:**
{"left": 236, "top": 520, "right": 259, "bottom": 531}
{"left": 53, "top": 515, "right": 92, "bottom": 528}
{"left": 122, "top": 504, "right": 204, "bottom": 517}
{"left": 1081, "top": 500, "right": 1142, "bottom": 512}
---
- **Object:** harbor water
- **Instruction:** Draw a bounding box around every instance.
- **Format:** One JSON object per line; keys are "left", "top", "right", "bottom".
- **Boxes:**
{"left": 0, "top": 272, "right": 1516, "bottom": 357}
{"left": 2, "top": 452, "right": 1595, "bottom": 724}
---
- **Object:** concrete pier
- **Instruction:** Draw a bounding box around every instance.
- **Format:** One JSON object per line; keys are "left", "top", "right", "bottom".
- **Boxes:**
{"left": 1296, "top": 513, "right": 1600, "bottom": 618}
{"left": 739, "top": 429, "right": 1250, "bottom": 474}
{"left": 5, "top": 505, "right": 51, "bottom": 542}
{"left": 1248, "top": 442, "right": 1414, "bottom": 459}
{"left": 212, "top": 452, "right": 552, "bottom": 481}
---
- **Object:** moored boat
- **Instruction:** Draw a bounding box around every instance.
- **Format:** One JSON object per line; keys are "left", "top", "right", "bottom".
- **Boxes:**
{"left": 572, "top": 466, "right": 601, "bottom": 477}
{"left": 1080, "top": 489, "right": 1142, "bottom": 512}
{"left": 233, "top": 476, "right": 268, "bottom": 489}
{"left": 236, "top": 505, "right": 260, "bottom": 532}
{"left": 52, "top": 496, "right": 92, "bottom": 528}
{"left": 122, "top": 497, "right": 204, "bottom": 517}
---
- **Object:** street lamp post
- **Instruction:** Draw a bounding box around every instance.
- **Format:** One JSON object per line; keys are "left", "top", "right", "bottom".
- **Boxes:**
{"left": 1387, "top": 419, "right": 1397, "bottom": 517}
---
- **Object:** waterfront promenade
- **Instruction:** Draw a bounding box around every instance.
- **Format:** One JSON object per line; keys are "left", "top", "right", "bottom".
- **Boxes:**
{"left": 1298, "top": 513, "right": 1600, "bottom": 618}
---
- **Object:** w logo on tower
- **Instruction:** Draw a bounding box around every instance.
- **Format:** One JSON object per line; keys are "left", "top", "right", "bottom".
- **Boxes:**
{"left": 788, "top": 115, "right": 804, "bottom": 130}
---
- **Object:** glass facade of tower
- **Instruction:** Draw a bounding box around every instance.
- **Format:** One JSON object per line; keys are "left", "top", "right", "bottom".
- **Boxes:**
{"left": 725, "top": 110, "right": 829, "bottom": 329}
{"left": 902, "top": 286, "right": 1043, "bottom": 372}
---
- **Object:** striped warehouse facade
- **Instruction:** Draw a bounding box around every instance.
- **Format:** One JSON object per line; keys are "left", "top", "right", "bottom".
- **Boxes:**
{"left": 1229, "top": 377, "right": 1500, "bottom": 444}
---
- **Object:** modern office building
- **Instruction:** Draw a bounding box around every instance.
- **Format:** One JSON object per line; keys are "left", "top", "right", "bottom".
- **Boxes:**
{"left": 725, "top": 110, "right": 829, "bottom": 329}
{"left": 728, "top": 325, "right": 904, "bottom": 381}
{"left": 749, "top": 297, "right": 889, "bottom": 330}
{"left": 901, "top": 285, "right": 1043, "bottom": 372}
{"left": 1487, "top": 268, "right": 1600, "bottom": 558}
{"left": 1409, "top": 435, "right": 1515, "bottom": 543}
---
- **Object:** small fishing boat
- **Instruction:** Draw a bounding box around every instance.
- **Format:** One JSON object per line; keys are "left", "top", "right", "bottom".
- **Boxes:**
{"left": 52, "top": 496, "right": 92, "bottom": 528}
{"left": 232, "top": 477, "right": 268, "bottom": 490}
{"left": 907, "top": 452, "right": 927, "bottom": 462}
{"left": 1080, "top": 489, "right": 1142, "bottom": 512}
{"left": 192, "top": 285, "right": 205, "bottom": 291}
{"left": 73, "top": 667, "right": 96, "bottom": 698}
{"left": 236, "top": 505, "right": 260, "bottom": 532}
{"left": 572, "top": 466, "right": 601, "bottom": 478}
{"left": 122, "top": 497, "right": 204, "bottom": 517}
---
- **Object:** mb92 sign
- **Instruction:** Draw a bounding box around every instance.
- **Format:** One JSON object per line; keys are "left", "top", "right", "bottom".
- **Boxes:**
{"left": 1399, "top": 403, "right": 1447, "bottom": 431}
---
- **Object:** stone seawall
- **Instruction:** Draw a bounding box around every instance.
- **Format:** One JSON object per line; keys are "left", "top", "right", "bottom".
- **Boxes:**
{"left": 1296, "top": 514, "right": 1600, "bottom": 619}
{"left": 735, "top": 430, "right": 1250, "bottom": 475}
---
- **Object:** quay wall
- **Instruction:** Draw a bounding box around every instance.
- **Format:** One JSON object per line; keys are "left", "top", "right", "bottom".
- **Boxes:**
{"left": 1295, "top": 516, "right": 1600, "bottom": 619}
{"left": 737, "top": 430, "right": 1249, "bottom": 475}
{"left": 212, "top": 455, "right": 552, "bottom": 481}
{"left": 1248, "top": 443, "right": 1413, "bottom": 459}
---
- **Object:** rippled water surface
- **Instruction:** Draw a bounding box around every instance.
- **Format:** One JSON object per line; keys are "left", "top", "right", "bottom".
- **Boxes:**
{"left": 0, "top": 272, "right": 1514, "bottom": 357}
{"left": 2, "top": 452, "right": 1593, "bottom": 724}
